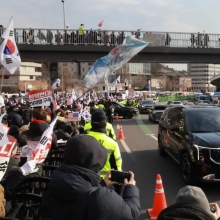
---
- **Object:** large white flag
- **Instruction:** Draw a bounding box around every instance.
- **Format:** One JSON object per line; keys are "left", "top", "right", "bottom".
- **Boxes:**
{"left": 31, "top": 117, "right": 58, "bottom": 164}
{"left": 0, "top": 17, "right": 21, "bottom": 74}
{"left": 52, "top": 78, "right": 60, "bottom": 90}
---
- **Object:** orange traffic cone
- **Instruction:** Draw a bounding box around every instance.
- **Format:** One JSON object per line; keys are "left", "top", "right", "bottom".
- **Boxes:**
{"left": 117, "top": 125, "right": 125, "bottom": 140}
{"left": 116, "top": 114, "right": 119, "bottom": 122}
{"left": 147, "top": 174, "right": 167, "bottom": 220}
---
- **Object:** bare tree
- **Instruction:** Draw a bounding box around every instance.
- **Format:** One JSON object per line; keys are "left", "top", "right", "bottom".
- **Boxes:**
{"left": 36, "top": 63, "right": 50, "bottom": 88}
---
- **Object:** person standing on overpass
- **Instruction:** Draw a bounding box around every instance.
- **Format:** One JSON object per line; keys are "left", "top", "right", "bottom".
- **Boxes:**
{"left": 78, "top": 23, "right": 85, "bottom": 44}
{"left": 87, "top": 110, "right": 122, "bottom": 178}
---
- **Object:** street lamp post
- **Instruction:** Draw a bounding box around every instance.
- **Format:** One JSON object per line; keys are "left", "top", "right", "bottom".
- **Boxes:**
{"left": 61, "top": 0, "right": 66, "bottom": 29}
{"left": 24, "top": 83, "right": 28, "bottom": 94}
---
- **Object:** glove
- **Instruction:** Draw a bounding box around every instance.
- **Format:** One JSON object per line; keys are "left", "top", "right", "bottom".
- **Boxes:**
{"left": 20, "top": 160, "right": 39, "bottom": 176}
{"left": 20, "top": 145, "right": 33, "bottom": 158}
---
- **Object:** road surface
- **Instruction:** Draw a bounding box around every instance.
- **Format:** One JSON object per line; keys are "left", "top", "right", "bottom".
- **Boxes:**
{"left": 114, "top": 114, "right": 220, "bottom": 220}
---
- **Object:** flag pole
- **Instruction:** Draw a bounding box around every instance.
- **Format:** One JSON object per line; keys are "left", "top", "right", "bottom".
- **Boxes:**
{"left": 0, "top": 68, "right": 5, "bottom": 94}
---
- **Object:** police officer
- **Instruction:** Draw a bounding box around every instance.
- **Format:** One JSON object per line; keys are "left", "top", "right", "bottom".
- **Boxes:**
{"left": 84, "top": 119, "right": 116, "bottom": 140}
{"left": 87, "top": 110, "right": 122, "bottom": 178}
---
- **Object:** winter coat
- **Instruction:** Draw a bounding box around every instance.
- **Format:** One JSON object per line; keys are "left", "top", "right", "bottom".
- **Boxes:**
{"left": 44, "top": 164, "right": 140, "bottom": 220}
{"left": 55, "top": 129, "right": 71, "bottom": 140}
{"left": 11, "top": 113, "right": 22, "bottom": 128}
{"left": 158, "top": 203, "right": 214, "bottom": 220}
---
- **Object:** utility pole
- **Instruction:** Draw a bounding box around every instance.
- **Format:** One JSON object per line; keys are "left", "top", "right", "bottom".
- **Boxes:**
{"left": 61, "top": 0, "right": 66, "bottom": 29}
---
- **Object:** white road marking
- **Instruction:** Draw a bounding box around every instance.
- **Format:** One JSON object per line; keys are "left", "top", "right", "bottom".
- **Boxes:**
{"left": 120, "top": 139, "right": 132, "bottom": 153}
{"left": 147, "top": 134, "right": 158, "bottom": 141}
{"left": 120, "top": 139, "right": 136, "bottom": 161}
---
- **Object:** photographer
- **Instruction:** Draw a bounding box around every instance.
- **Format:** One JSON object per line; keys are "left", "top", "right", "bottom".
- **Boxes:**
{"left": 158, "top": 185, "right": 220, "bottom": 220}
{"left": 42, "top": 135, "right": 140, "bottom": 220}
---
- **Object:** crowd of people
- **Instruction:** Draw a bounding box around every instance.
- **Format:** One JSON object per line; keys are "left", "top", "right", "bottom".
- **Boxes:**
{"left": 0, "top": 93, "right": 218, "bottom": 219}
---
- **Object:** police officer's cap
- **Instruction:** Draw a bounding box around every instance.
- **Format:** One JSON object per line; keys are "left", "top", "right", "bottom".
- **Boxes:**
{"left": 92, "top": 110, "right": 107, "bottom": 124}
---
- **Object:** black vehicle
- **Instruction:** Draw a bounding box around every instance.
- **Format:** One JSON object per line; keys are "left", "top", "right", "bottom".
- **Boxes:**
{"left": 149, "top": 105, "right": 168, "bottom": 123}
{"left": 139, "top": 99, "right": 154, "bottom": 114}
{"left": 112, "top": 102, "right": 138, "bottom": 119}
{"left": 158, "top": 105, "right": 220, "bottom": 184}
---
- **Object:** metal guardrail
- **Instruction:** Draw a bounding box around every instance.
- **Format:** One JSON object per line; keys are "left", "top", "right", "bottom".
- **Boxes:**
{"left": 1, "top": 28, "right": 220, "bottom": 48}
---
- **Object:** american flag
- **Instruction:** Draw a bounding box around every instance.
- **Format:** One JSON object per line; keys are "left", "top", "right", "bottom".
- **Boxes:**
{"left": 68, "top": 112, "right": 80, "bottom": 121}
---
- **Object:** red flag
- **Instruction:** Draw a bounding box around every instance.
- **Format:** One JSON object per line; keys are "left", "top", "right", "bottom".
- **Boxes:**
{"left": 98, "top": 20, "right": 104, "bottom": 27}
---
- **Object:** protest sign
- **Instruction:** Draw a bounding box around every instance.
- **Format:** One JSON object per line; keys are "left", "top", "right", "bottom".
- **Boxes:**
{"left": 28, "top": 90, "right": 52, "bottom": 107}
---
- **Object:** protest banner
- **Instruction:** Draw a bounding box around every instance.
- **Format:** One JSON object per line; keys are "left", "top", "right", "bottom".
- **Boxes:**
{"left": 28, "top": 90, "right": 52, "bottom": 107}
{"left": 0, "top": 122, "right": 16, "bottom": 181}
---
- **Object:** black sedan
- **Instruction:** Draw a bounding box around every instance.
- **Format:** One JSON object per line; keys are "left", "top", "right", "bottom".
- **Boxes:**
{"left": 139, "top": 99, "right": 154, "bottom": 114}
{"left": 148, "top": 105, "right": 168, "bottom": 123}
{"left": 112, "top": 102, "right": 139, "bottom": 119}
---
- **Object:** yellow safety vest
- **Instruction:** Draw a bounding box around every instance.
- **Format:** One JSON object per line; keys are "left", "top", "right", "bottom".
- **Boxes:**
{"left": 88, "top": 131, "right": 122, "bottom": 178}
{"left": 97, "top": 104, "right": 105, "bottom": 109}
{"left": 78, "top": 26, "right": 84, "bottom": 35}
{"left": 84, "top": 122, "right": 116, "bottom": 140}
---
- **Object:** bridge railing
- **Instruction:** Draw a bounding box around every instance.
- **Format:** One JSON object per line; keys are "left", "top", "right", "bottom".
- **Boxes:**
{"left": 1, "top": 28, "right": 220, "bottom": 48}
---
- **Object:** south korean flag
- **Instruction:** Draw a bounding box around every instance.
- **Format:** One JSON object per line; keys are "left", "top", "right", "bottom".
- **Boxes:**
{"left": 0, "top": 17, "right": 21, "bottom": 74}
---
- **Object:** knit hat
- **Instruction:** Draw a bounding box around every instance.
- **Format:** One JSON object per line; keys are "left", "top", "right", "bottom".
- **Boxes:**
{"left": 174, "top": 185, "right": 211, "bottom": 214}
{"left": 64, "top": 134, "right": 107, "bottom": 173}
{"left": 91, "top": 110, "right": 107, "bottom": 123}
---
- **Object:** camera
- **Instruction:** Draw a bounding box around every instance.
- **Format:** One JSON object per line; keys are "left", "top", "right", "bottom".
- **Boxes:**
{"left": 111, "top": 170, "right": 131, "bottom": 184}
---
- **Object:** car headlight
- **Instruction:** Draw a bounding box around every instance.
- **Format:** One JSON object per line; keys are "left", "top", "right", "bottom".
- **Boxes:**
{"left": 193, "top": 144, "right": 213, "bottom": 161}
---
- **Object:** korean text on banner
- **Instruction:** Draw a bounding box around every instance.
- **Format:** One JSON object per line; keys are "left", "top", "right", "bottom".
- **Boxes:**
{"left": 31, "top": 117, "right": 58, "bottom": 164}
{"left": 0, "top": 122, "right": 16, "bottom": 181}
{"left": 28, "top": 90, "right": 52, "bottom": 107}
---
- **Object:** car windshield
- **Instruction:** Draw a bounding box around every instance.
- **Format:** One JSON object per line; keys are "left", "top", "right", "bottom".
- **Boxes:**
{"left": 154, "top": 106, "right": 167, "bottom": 111}
{"left": 142, "top": 100, "right": 154, "bottom": 105}
{"left": 117, "top": 103, "right": 125, "bottom": 107}
{"left": 185, "top": 109, "right": 220, "bottom": 132}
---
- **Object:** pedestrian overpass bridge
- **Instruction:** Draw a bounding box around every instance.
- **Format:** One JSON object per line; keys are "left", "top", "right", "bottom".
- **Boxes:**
{"left": 7, "top": 28, "right": 220, "bottom": 63}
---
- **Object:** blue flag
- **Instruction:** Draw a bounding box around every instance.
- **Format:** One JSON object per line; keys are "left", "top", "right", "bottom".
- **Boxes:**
{"left": 83, "top": 36, "right": 149, "bottom": 88}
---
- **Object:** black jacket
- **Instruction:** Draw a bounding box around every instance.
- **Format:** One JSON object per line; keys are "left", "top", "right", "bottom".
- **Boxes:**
{"left": 17, "top": 119, "right": 58, "bottom": 166}
{"left": 158, "top": 203, "right": 214, "bottom": 220}
{"left": 18, "top": 119, "right": 57, "bottom": 149}
{"left": 45, "top": 164, "right": 140, "bottom": 220}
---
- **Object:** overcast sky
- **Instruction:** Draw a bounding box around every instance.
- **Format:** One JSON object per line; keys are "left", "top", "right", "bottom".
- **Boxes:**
{"left": 1, "top": 0, "right": 219, "bottom": 71}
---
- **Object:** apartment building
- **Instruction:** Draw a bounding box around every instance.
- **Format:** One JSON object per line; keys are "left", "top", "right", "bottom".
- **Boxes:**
{"left": 0, "top": 62, "right": 46, "bottom": 93}
{"left": 187, "top": 63, "right": 218, "bottom": 92}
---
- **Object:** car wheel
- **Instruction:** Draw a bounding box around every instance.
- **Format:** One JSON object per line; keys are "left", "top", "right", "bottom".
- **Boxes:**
{"left": 158, "top": 135, "right": 166, "bottom": 156}
{"left": 123, "top": 112, "right": 132, "bottom": 119}
{"left": 153, "top": 116, "right": 156, "bottom": 123}
{"left": 181, "top": 153, "right": 194, "bottom": 184}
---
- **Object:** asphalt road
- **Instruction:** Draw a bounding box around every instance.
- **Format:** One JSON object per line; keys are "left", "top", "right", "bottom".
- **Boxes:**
{"left": 114, "top": 114, "right": 220, "bottom": 220}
